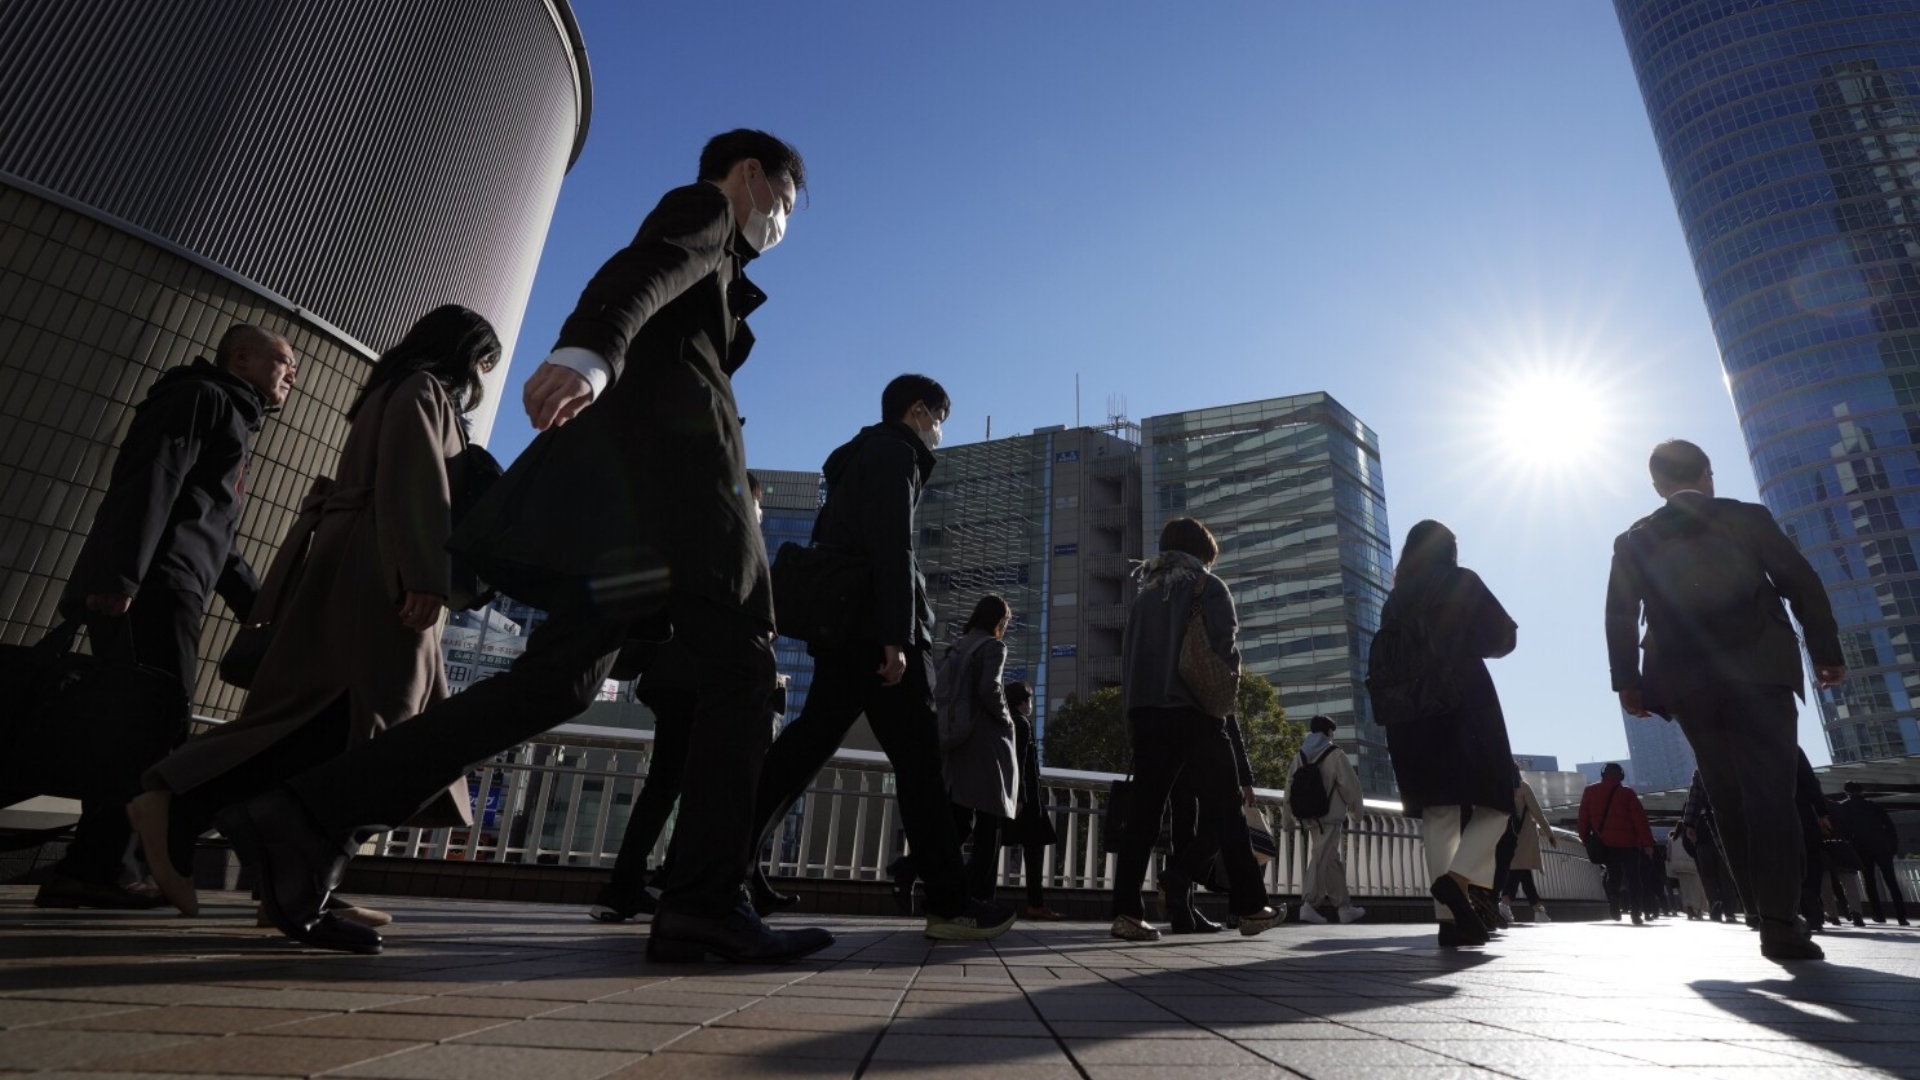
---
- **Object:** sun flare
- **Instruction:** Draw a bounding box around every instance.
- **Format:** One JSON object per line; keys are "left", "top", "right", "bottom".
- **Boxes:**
{"left": 1490, "top": 370, "right": 1613, "bottom": 471}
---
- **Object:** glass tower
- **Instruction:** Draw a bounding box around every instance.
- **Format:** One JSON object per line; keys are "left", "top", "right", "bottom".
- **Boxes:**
{"left": 1140, "top": 394, "right": 1396, "bottom": 795}
{"left": 1616, "top": 0, "right": 1920, "bottom": 760}
{"left": 753, "top": 468, "right": 824, "bottom": 720}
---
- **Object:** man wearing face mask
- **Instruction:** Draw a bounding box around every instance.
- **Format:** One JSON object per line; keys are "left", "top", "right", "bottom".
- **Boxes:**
{"left": 210, "top": 130, "right": 835, "bottom": 964}
{"left": 745, "top": 376, "right": 1019, "bottom": 941}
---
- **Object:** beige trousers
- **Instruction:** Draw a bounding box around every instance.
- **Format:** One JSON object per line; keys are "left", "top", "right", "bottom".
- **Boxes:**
{"left": 1423, "top": 805, "right": 1507, "bottom": 919}
{"left": 1301, "top": 819, "right": 1350, "bottom": 906}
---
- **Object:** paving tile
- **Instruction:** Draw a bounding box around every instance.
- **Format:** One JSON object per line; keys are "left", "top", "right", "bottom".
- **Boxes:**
{"left": 369, "top": 996, "right": 573, "bottom": 1019}
{"left": 84, "top": 1034, "right": 423, "bottom": 1075}
{"left": 1067, "top": 1038, "right": 1273, "bottom": 1065}
{"left": 1081, "top": 1068, "right": 1308, "bottom": 1080}
{"left": 1240, "top": 1039, "right": 1463, "bottom": 1069}
{"left": 545, "top": 1002, "right": 749, "bottom": 1025}
{"left": 715, "top": 1007, "right": 887, "bottom": 1034}
{"left": 261, "top": 1012, "right": 511, "bottom": 1041}
{"left": 0, "top": 999, "right": 146, "bottom": 1028}
{"left": 455, "top": 1018, "right": 696, "bottom": 1052}
{"left": 1564, "top": 1038, "right": 1815, "bottom": 1067}
{"left": 46, "top": 1006, "right": 328, "bottom": 1034}
{"left": 600, "top": 1054, "right": 861, "bottom": 1079}
{"left": 658, "top": 1026, "right": 875, "bottom": 1059}
{"left": 190, "top": 988, "right": 428, "bottom": 1012}
{"left": 0, "top": 1029, "right": 201, "bottom": 1070}
{"left": 868, "top": 1033, "right": 1073, "bottom": 1065}
{"left": 862, "top": 1064, "right": 1083, "bottom": 1080}
{"left": 329, "top": 1043, "right": 643, "bottom": 1080}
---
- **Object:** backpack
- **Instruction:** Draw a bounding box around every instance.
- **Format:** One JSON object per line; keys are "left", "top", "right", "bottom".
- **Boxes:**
{"left": 1287, "top": 745, "right": 1338, "bottom": 821}
{"left": 1627, "top": 504, "right": 1767, "bottom": 659}
{"left": 1364, "top": 605, "right": 1459, "bottom": 727}
{"left": 933, "top": 640, "right": 983, "bottom": 750}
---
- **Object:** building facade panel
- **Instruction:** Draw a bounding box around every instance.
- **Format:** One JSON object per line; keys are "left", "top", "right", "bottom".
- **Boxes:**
{"left": 1616, "top": 0, "right": 1920, "bottom": 760}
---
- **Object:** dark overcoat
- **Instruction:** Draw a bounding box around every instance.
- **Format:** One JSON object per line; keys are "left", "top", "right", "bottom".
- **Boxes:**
{"left": 1381, "top": 567, "right": 1517, "bottom": 817}
{"left": 450, "top": 182, "right": 771, "bottom": 630}
{"left": 151, "top": 374, "right": 472, "bottom": 826}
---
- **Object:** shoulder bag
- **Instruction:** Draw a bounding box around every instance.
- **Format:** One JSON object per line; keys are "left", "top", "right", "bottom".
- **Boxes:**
{"left": 1178, "top": 585, "right": 1239, "bottom": 719}
{"left": 1582, "top": 785, "right": 1619, "bottom": 864}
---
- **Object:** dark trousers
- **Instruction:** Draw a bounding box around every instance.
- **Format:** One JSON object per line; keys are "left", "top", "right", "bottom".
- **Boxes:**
{"left": 1113, "top": 706, "right": 1267, "bottom": 920}
{"left": 1861, "top": 853, "right": 1911, "bottom": 922}
{"left": 164, "top": 696, "right": 353, "bottom": 876}
{"left": 1671, "top": 683, "right": 1802, "bottom": 924}
{"left": 605, "top": 686, "right": 697, "bottom": 901}
{"left": 1023, "top": 840, "right": 1047, "bottom": 907}
{"left": 748, "top": 645, "right": 970, "bottom": 917}
{"left": 1492, "top": 820, "right": 1519, "bottom": 900}
{"left": 1695, "top": 834, "right": 1737, "bottom": 915}
{"left": 1505, "top": 869, "right": 1541, "bottom": 904}
{"left": 57, "top": 589, "right": 201, "bottom": 884}
{"left": 951, "top": 804, "right": 1006, "bottom": 902}
{"left": 1600, "top": 845, "right": 1643, "bottom": 917}
{"left": 286, "top": 592, "right": 776, "bottom": 918}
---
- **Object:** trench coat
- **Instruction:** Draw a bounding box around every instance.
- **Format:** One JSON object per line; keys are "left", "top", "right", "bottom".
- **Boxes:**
{"left": 1510, "top": 779, "right": 1554, "bottom": 872}
{"left": 151, "top": 373, "right": 472, "bottom": 827}
{"left": 940, "top": 631, "right": 1019, "bottom": 820}
{"left": 1382, "top": 567, "right": 1518, "bottom": 817}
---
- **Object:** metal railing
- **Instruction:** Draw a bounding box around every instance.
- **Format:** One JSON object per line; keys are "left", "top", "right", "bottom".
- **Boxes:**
{"left": 366, "top": 723, "right": 1609, "bottom": 902}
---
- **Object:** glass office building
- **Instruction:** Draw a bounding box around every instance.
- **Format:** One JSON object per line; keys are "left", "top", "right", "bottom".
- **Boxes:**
{"left": 1140, "top": 394, "right": 1396, "bottom": 794}
{"left": 1616, "top": 0, "right": 1920, "bottom": 760}
{"left": 754, "top": 468, "right": 824, "bottom": 720}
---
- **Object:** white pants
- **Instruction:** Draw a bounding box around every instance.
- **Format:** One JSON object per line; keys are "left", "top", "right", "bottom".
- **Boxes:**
{"left": 1423, "top": 805, "right": 1507, "bottom": 919}
{"left": 1301, "top": 819, "right": 1349, "bottom": 906}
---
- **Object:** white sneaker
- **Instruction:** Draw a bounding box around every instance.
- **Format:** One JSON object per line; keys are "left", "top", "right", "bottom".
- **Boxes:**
{"left": 1497, "top": 899, "right": 1516, "bottom": 923}
{"left": 1534, "top": 906, "right": 1551, "bottom": 924}
{"left": 1337, "top": 903, "right": 1366, "bottom": 924}
{"left": 1296, "top": 902, "right": 1328, "bottom": 924}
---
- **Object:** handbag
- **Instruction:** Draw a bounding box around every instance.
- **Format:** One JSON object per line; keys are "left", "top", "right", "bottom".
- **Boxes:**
{"left": 220, "top": 476, "right": 334, "bottom": 688}
{"left": 770, "top": 542, "right": 872, "bottom": 649}
{"left": 1822, "top": 837, "right": 1863, "bottom": 873}
{"left": 1245, "top": 804, "right": 1277, "bottom": 865}
{"left": 1582, "top": 785, "right": 1619, "bottom": 864}
{"left": 1177, "top": 590, "right": 1239, "bottom": 718}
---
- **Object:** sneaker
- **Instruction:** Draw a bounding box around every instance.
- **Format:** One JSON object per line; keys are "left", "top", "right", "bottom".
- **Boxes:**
{"left": 1109, "top": 915, "right": 1161, "bottom": 942}
{"left": 1336, "top": 903, "right": 1366, "bottom": 924}
{"left": 1295, "top": 901, "right": 1328, "bottom": 924}
{"left": 1496, "top": 899, "right": 1516, "bottom": 924}
{"left": 588, "top": 885, "right": 660, "bottom": 924}
{"left": 925, "top": 900, "right": 1018, "bottom": 941}
{"left": 1533, "top": 906, "right": 1551, "bottom": 924}
{"left": 1238, "top": 906, "right": 1283, "bottom": 937}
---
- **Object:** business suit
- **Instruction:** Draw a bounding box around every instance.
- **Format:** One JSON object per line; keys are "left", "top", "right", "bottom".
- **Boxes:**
{"left": 278, "top": 183, "right": 781, "bottom": 922}
{"left": 1605, "top": 491, "right": 1842, "bottom": 927}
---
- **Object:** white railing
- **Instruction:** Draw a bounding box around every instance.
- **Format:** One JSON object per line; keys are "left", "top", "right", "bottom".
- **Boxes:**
{"left": 365, "top": 724, "right": 1608, "bottom": 901}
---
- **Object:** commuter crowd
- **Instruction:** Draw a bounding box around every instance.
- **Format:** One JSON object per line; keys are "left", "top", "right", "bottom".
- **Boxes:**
{"left": 5, "top": 130, "right": 1912, "bottom": 966}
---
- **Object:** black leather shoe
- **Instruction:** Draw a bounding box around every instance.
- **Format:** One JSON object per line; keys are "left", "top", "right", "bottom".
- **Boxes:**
{"left": 749, "top": 869, "right": 799, "bottom": 914}
{"left": 1468, "top": 886, "right": 1508, "bottom": 932}
{"left": 646, "top": 907, "right": 834, "bottom": 964}
{"left": 1431, "top": 876, "right": 1486, "bottom": 939}
{"left": 216, "top": 789, "right": 375, "bottom": 955}
{"left": 1189, "top": 903, "right": 1224, "bottom": 934}
{"left": 1437, "top": 919, "right": 1489, "bottom": 947}
{"left": 1759, "top": 917, "right": 1824, "bottom": 961}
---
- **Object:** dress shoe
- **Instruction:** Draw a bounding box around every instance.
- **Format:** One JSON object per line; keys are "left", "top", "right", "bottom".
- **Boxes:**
{"left": 588, "top": 884, "right": 660, "bottom": 924}
{"left": 1110, "top": 914, "right": 1161, "bottom": 941}
{"left": 885, "top": 855, "right": 917, "bottom": 914}
{"left": 33, "top": 872, "right": 169, "bottom": 910}
{"left": 749, "top": 869, "right": 799, "bottom": 914}
{"left": 1437, "top": 919, "right": 1489, "bottom": 947}
{"left": 1431, "top": 875, "right": 1483, "bottom": 937}
{"left": 1187, "top": 905, "right": 1224, "bottom": 934}
{"left": 1759, "top": 917, "right": 1824, "bottom": 961}
{"left": 1236, "top": 906, "right": 1283, "bottom": 937}
{"left": 925, "top": 899, "right": 1018, "bottom": 941}
{"left": 1468, "top": 886, "right": 1508, "bottom": 932}
{"left": 126, "top": 790, "right": 197, "bottom": 916}
{"left": 1157, "top": 871, "right": 1196, "bottom": 933}
{"left": 646, "top": 907, "right": 833, "bottom": 963}
{"left": 216, "top": 788, "right": 373, "bottom": 954}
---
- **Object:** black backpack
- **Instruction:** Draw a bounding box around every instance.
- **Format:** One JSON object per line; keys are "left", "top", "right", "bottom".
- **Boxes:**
{"left": 1287, "top": 745, "right": 1338, "bottom": 820}
{"left": 1627, "top": 505, "right": 1766, "bottom": 659}
{"left": 1365, "top": 605, "right": 1459, "bottom": 727}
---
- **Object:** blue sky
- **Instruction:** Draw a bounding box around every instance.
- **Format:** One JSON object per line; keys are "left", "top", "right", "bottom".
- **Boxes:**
{"left": 491, "top": 1, "right": 1833, "bottom": 772}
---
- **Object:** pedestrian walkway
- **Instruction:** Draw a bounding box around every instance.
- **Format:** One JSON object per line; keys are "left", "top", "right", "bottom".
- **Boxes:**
{"left": 2, "top": 886, "right": 1917, "bottom": 1079}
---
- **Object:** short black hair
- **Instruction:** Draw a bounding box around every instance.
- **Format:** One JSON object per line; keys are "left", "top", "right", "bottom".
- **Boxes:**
{"left": 882, "top": 374, "right": 950, "bottom": 423}
{"left": 214, "top": 324, "right": 287, "bottom": 369}
{"left": 1309, "top": 715, "right": 1335, "bottom": 735}
{"left": 1649, "top": 439, "right": 1711, "bottom": 488}
{"left": 1602, "top": 762, "right": 1625, "bottom": 779}
{"left": 1844, "top": 780, "right": 1863, "bottom": 796}
{"left": 698, "top": 129, "right": 806, "bottom": 196}
{"left": 1004, "top": 681, "right": 1034, "bottom": 709}
{"left": 1159, "top": 517, "right": 1220, "bottom": 567}
{"left": 964, "top": 593, "right": 1012, "bottom": 635}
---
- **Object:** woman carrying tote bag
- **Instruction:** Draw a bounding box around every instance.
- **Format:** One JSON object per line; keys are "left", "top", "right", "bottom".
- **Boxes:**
{"left": 1108, "top": 517, "right": 1282, "bottom": 942}
{"left": 128, "top": 306, "right": 500, "bottom": 923}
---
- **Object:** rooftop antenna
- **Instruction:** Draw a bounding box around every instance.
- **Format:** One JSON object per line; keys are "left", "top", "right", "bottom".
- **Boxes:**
{"left": 985, "top": 414, "right": 992, "bottom": 440}
{"left": 1075, "top": 372, "right": 1081, "bottom": 428}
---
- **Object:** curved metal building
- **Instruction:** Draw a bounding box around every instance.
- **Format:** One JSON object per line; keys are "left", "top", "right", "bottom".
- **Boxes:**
{"left": 1615, "top": 0, "right": 1920, "bottom": 761}
{"left": 0, "top": 0, "right": 588, "bottom": 716}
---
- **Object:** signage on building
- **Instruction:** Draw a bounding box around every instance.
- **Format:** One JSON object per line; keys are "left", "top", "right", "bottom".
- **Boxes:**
{"left": 1054, "top": 542, "right": 1078, "bottom": 556}
{"left": 1050, "top": 644, "right": 1078, "bottom": 658}
{"left": 442, "top": 625, "right": 528, "bottom": 695}
{"left": 1054, "top": 450, "right": 1080, "bottom": 462}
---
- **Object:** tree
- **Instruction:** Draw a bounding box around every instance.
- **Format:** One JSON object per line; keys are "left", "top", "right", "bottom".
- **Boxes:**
{"left": 1040, "top": 674, "right": 1305, "bottom": 788}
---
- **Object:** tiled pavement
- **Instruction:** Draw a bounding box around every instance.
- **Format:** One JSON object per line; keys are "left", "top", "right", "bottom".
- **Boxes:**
{"left": 2, "top": 887, "right": 1918, "bottom": 1080}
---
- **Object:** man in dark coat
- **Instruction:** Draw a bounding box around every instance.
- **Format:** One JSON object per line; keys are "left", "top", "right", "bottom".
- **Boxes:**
{"left": 36, "top": 325, "right": 295, "bottom": 909}
{"left": 746, "top": 375, "right": 1017, "bottom": 941}
{"left": 1606, "top": 438, "right": 1845, "bottom": 960}
{"left": 1681, "top": 768, "right": 1737, "bottom": 921}
{"left": 215, "top": 130, "right": 834, "bottom": 963}
{"left": 1835, "top": 780, "right": 1909, "bottom": 925}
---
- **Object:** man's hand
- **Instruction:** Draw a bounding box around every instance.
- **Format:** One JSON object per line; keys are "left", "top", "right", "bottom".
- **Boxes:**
{"left": 523, "top": 363, "right": 593, "bottom": 430}
{"left": 1818, "top": 815, "right": 1834, "bottom": 839}
{"left": 1618, "top": 688, "right": 1651, "bottom": 718}
{"left": 1242, "top": 785, "right": 1257, "bottom": 808}
{"left": 398, "top": 591, "right": 445, "bottom": 631}
{"left": 1814, "top": 665, "right": 1847, "bottom": 689}
{"left": 85, "top": 592, "right": 132, "bottom": 617}
{"left": 877, "top": 645, "right": 907, "bottom": 687}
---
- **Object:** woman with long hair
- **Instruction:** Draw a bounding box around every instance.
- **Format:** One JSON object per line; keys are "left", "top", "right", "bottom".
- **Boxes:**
{"left": 1003, "top": 681, "right": 1063, "bottom": 920}
{"left": 939, "top": 594, "right": 1019, "bottom": 901}
{"left": 1379, "top": 520, "right": 1519, "bottom": 947}
{"left": 1110, "top": 517, "right": 1282, "bottom": 942}
{"left": 129, "top": 306, "right": 501, "bottom": 930}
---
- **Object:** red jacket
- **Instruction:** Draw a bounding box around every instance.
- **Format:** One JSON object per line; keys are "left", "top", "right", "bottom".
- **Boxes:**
{"left": 1578, "top": 778, "right": 1653, "bottom": 849}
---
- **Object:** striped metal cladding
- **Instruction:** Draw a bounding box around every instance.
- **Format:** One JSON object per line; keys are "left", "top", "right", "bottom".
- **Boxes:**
{"left": 0, "top": 0, "right": 586, "bottom": 366}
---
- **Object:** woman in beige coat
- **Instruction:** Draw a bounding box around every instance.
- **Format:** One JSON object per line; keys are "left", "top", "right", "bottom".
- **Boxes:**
{"left": 129, "top": 306, "right": 500, "bottom": 917}
{"left": 1500, "top": 776, "right": 1560, "bottom": 923}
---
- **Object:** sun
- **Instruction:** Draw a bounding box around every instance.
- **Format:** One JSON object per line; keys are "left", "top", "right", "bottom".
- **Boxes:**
{"left": 1490, "top": 369, "right": 1613, "bottom": 471}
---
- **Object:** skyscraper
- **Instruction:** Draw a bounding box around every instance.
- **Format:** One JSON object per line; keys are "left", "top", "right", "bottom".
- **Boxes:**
{"left": 1140, "top": 393, "right": 1396, "bottom": 794}
{"left": 754, "top": 467, "right": 824, "bottom": 719}
{"left": 1616, "top": 0, "right": 1920, "bottom": 761}
{"left": 1621, "top": 709, "right": 1700, "bottom": 793}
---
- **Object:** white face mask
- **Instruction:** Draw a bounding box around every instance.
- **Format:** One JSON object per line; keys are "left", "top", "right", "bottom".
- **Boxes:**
{"left": 918, "top": 415, "right": 943, "bottom": 451}
{"left": 741, "top": 170, "right": 786, "bottom": 253}
{"left": 755, "top": 503, "right": 765, "bottom": 525}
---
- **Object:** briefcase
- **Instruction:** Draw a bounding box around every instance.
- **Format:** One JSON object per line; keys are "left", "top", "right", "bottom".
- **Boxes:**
{"left": 770, "top": 542, "right": 872, "bottom": 650}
